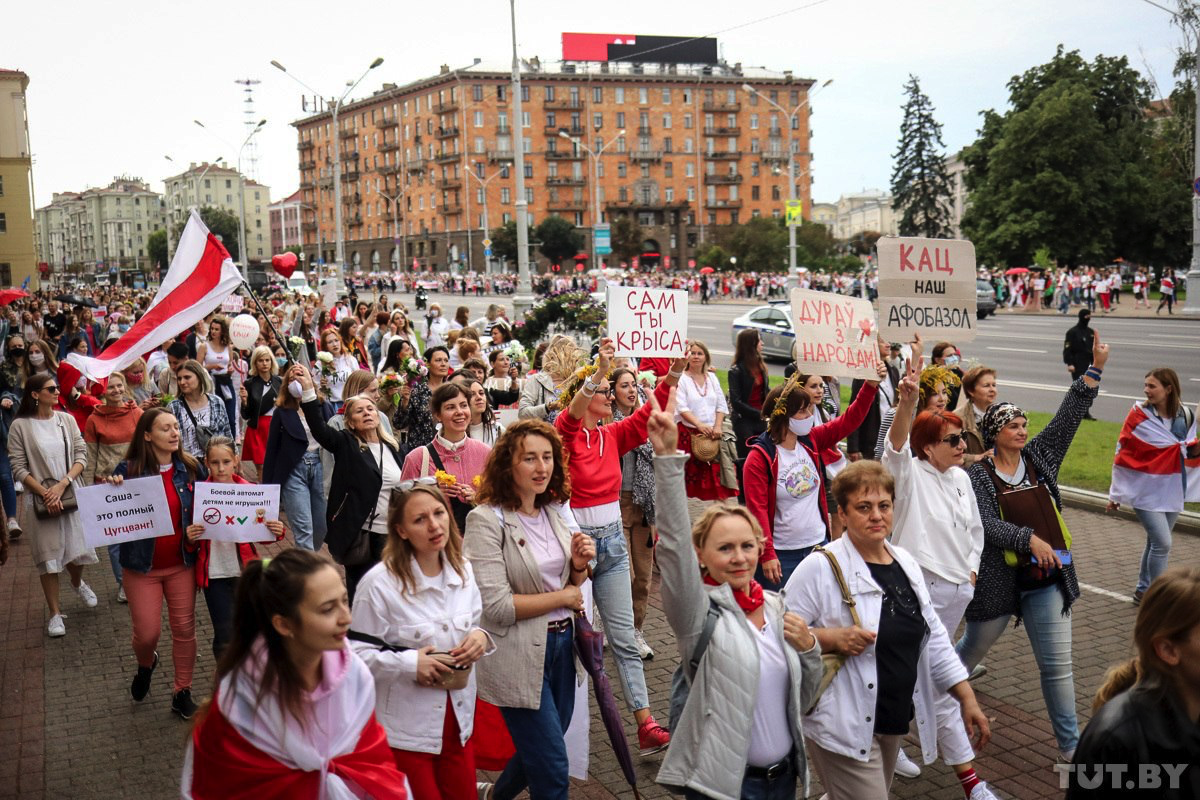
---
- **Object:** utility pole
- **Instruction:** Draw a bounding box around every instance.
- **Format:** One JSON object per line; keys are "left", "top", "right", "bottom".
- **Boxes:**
{"left": 509, "top": 0, "right": 534, "bottom": 315}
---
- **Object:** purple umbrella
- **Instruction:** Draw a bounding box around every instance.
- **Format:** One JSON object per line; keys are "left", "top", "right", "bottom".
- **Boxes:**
{"left": 574, "top": 612, "right": 642, "bottom": 797}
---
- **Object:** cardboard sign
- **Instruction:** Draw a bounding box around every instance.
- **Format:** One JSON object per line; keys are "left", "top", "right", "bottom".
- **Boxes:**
{"left": 195, "top": 483, "right": 281, "bottom": 543}
{"left": 790, "top": 288, "right": 882, "bottom": 380}
{"left": 79, "top": 476, "right": 175, "bottom": 548}
{"left": 607, "top": 286, "right": 688, "bottom": 358}
{"left": 221, "top": 294, "right": 245, "bottom": 313}
{"left": 877, "top": 237, "right": 978, "bottom": 343}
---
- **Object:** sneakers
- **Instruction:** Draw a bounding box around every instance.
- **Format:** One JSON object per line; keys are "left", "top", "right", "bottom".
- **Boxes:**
{"left": 970, "top": 782, "right": 1001, "bottom": 800}
{"left": 131, "top": 652, "right": 159, "bottom": 702}
{"left": 6, "top": 516, "right": 21, "bottom": 540}
{"left": 1132, "top": 589, "right": 1144, "bottom": 606}
{"left": 47, "top": 614, "right": 66, "bottom": 638}
{"left": 172, "top": 688, "right": 198, "bottom": 720}
{"left": 75, "top": 581, "right": 98, "bottom": 608}
{"left": 476, "top": 783, "right": 494, "bottom": 800}
{"left": 968, "top": 663, "right": 988, "bottom": 681}
{"left": 634, "top": 628, "right": 655, "bottom": 660}
{"left": 894, "top": 746, "right": 922, "bottom": 778}
{"left": 636, "top": 714, "right": 671, "bottom": 756}
{"left": 117, "top": 585, "right": 127, "bottom": 604}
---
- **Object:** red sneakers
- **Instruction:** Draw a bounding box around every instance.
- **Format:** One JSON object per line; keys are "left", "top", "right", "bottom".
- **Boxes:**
{"left": 637, "top": 714, "right": 671, "bottom": 756}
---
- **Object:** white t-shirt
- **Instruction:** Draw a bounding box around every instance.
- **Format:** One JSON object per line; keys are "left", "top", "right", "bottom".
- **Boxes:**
{"left": 746, "top": 617, "right": 794, "bottom": 767}
{"left": 366, "top": 442, "right": 404, "bottom": 534}
{"left": 675, "top": 371, "right": 728, "bottom": 428}
{"left": 772, "top": 443, "right": 824, "bottom": 550}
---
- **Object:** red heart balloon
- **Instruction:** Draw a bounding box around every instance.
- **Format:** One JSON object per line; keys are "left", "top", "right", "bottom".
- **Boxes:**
{"left": 271, "top": 252, "right": 298, "bottom": 279}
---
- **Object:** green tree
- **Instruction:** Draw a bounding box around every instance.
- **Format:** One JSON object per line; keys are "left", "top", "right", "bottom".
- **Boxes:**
{"left": 719, "top": 217, "right": 788, "bottom": 270}
{"left": 148, "top": 229, "right": 168, "bottom": 270}
{"left": 695, "top": 243, "right": 730, "bottom": 269}
{"left": 489, "top": 221, "right": 528, "bottom": 264}
{"left": 609, "top": 215, "right": 644, "bottom": 265}
{"left": 534, "top": 216, "right": 585, "bottom": 266}
{"left": 961, "top": 47, "right": 1154, "bottom": 267}
{"left": 173, "top": 206, "right": 242, "bottom": 262}
{"left": 284, "top": 244, "right": 303, "bottom": 257}
{"left": 794, "top": 221, "right": 837, "bottom": 261}
{"left": 891, "top": 75, "right": 954, "bottom": 238}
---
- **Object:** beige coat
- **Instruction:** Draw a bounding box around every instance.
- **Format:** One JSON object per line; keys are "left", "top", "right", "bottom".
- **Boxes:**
{"left": 8, "top": 411, "right": 89, "bottom": 566}
{"left": 463, "top": 503, "right": 579, "bottom": 709}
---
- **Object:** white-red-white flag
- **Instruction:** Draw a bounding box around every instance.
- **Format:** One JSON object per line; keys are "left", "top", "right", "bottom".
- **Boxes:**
{"left": 73, "top": 209, "right": 243, "bottom": 381}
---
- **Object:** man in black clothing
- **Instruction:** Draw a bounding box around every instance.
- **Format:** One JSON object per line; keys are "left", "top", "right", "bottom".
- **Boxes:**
{"left": 847, "top": 337, "right": 901, "bottom": 461}
{"left": 1063, "top": 309, "right": 1096, "bottom": 420}
{"left": 43, "top": 301, "right": 66, "bottom": 344}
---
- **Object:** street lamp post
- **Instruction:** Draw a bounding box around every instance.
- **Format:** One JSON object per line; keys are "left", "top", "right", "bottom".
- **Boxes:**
{"left": 297, "top": 201, "right": 324, "bottom": 274}
{"left": 742, "top": 79, "right": 832, "bottom": 292}
{"left": 508, "top": 0, "right": 534, "bottom": 316}
{"left": 466, "top": 168, "right": 504, "bottom": 274}
{"left": 195, "top": 119, "right": 265, "bottom": 280}
{"left": 560, "top": 128, "right": 624, "bottom": 271}
{"left": 270, "top": 57, "right": 384, "bottom": 294}
{"left": 381, "top": 189, "right": 406, "bottom": 273}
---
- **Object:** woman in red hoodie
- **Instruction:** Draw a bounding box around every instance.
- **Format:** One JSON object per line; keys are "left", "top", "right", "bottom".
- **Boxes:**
{"left": 186, "top": 436, "right": 285, "bottom": 659}
{"left": 553, "top": 337, "right": 683, "bottom": 755}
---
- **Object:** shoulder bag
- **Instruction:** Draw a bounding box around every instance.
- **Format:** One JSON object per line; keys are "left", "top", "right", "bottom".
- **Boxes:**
{"left": 180, "top": 399, "right": 216, "bottom": 453}
{"left": 346, "top": 629, "right": 470, "bottom": 690}
{"left": 803, "top": 546, "right": 860, "bottom": 715}
{"left": 32, "top": 420, "right": 78, "bottom": 519}
{"left": 981, "top": 457, "right": 1071, "bottom": 581}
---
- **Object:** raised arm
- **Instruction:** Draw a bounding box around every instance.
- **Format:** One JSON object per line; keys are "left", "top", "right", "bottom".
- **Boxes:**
{"left": 291, "top": 364, "right": 342, "bottom": 453}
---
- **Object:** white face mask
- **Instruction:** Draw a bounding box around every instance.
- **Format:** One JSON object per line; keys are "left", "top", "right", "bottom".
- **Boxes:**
{"left": 29, "top": 351, "right": 45, "bottom": 366}
{"left": 288, "top": 380, "right": 304, "bottom": 398}
{"left": 788, "top": 415, "right": 816, "bottom": 437}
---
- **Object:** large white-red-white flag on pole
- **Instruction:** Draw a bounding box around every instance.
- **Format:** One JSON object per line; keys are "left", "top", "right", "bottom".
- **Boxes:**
{"left": 72, "top": 209, "right": 243, "bottom": 382}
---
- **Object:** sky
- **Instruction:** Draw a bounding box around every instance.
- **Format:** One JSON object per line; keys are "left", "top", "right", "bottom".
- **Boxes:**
{"left": 6, "top": 0, "right": 1185, "bottom": 210}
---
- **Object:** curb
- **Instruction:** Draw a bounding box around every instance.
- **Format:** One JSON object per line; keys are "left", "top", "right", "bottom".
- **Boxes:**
{"left": 1059, "top": 485, "right": 1200, "bottom": 536}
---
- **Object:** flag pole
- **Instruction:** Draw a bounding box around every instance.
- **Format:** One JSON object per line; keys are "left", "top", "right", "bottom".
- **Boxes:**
{"left": 238, "top": 281, "right": 297, "bottom": 367}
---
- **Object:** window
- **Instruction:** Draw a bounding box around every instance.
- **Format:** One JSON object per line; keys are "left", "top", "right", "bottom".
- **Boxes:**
{"left": 476, "top": 188, "right": 484, "bottom": 204}
{"left": 545, "top": 86, "right": 555, "bottom": 101}
{"left": 526, "top": 188, "right": 533, "bottom": 203}
{"left": 593, "top": 87, "right": 603, "bottom": 104}
{"left": 0, "top": 176, "right": 4, "bottom": 196}
{"left": 751, "top": 185, "right": 760, "bottom": 200}
{"left": 522, "top": 137, "right": 532, "bottom": 153}
{"left": 474, "top": 136, "right": 485, "bottom": 153}
{"left": 546, "top": 112, "right": 556, "bottom": 128}
{"left": 522, "top": 111, "right": 531, "bottom": 128}
{"left": 749, "top": 114, "right": 759, "bottom": 130}
{"left": 663, "top": 112, "right": 672, "bottom": 129}
{"left": 791, "top": 116, "right": 800, "bottom": 130}
{"left": 638, "top": 87, "right": 648, "bottom": 104}
{"left": 683, "top": 113, "right": 693, "bottom": 129}
{"left": 665, "top": 187, "right": 674, "bottom": 202}
{"left": 615, "top": 87, "right": 625, "bottom": 103}
{"left": 521, "top": 86, "right": 529, "bottom": 102}
{"left": 664, "top": 137, "right": 673, "bottom": 153}
{"left": 640, "top": 163, "right": 650, "bottom": 178}
{"left": 750, "top": 139, "right": 761, "bottom": 154}
{"left": 0, "top": 213, "right": 6, "bottom": 233}
{"left": 685, "top": 162, "right": 695, "bottom": 177}
{"left": 684, "top": 138, "right": 694, "bottom": 154}
{"left": 687, "top": 187, "right": 696, "bottom": 202}
{"left": 474, "top": 110, "right": 484, "bottom": 127}
{"left": 664, "top": 161, "right": 673, "bottom": 177}
{"left": 727, "top": 88, "right": 736, "bottom": 104}
{"left": 524, "top": 163, "right": 533, "bottom": 178}
{"left": 473, "top": 84, "right": 484, "bottom": 101}
{"left": 497, "top": 112, "right": 509, "bottom": 132}
{"left": 772, "top": 186, "right": 781, "bottom": 200}
{"left": 619, "top": 187, "right": 627, "bottom": 202}
{"left": 790, "top": 90, "right": 800, "bottom": 105}
{"left": 500, "top": 164, "right": 510, "bottom": 178}
{"left": 617, "top": 163, "right": 627, "bottom": 178}
{"left": 501, "top": 188, "right": 511, "bottom": 203}
{"left": 593, "top": 112, "right": 603, "bottom": 129}
{"left": 662, "top": 88, "right": 671, "bottom": 104}
{"left": 616, "top": 112, "right": 625, "bottom": 128}
{"left": 751, "top": 161, "right": 760, "bottom": 176}
{"left": 497, "top": 85, "right": 506, "bottom": 100}
{"left": 748, "top": 91, "right": 758, "bottom": 106}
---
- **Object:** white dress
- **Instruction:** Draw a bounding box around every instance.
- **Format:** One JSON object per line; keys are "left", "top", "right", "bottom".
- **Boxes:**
{"left": 27, "top": 417, "right": 95, "bottom": 574}
{"left": 674, "top": 371, "right": 728, "bottom": 428}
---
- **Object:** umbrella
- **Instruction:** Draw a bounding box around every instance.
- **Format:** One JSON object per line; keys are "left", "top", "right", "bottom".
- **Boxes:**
{"left": 699, "top": 266, "right": 715, "bottom": 274}
{"left": 0, "top": 288, "right": 29, "bottom": 306}
{"left": 1004, "top": 267, "right": 1029, "bottom": 276}
{"left": 574, "top": 613, "right": 641, "bottom": 797}
{"left": 55, "top": 294, "right": 98, "bottom": 308}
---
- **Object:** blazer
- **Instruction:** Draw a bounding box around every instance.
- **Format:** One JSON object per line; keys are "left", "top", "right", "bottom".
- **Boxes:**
{"left": 846, "top": 364, "right": 899, "bottom": 458}
{"left": 463, "top": 503, "right": 576, "bottom": 710}
{"left": 517, "top": 371, "right": 558, "bottom": 421}
{"left": 726, "top": 363, "right": 768, "bottom": 426}
{"left": 262, "top": 401, "right": 335, "bottom": 488}
{"left": 241, "top": 375, "right": 282, "bottom": 427}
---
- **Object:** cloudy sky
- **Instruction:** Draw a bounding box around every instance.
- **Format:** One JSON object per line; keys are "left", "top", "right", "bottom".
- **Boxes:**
{"left": 7, "top": 0, "right": 1183, "bottom": 210}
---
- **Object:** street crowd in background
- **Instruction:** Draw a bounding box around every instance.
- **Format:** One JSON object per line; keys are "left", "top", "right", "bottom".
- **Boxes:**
{"left": 981, "top": 265, "right": 1186, "bottom": 316}
{"left": 0, "top": 278, "right": 1197, "bottom": 800}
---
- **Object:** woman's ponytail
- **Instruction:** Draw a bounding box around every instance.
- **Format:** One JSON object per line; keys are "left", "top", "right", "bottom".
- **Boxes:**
{"left": 1093, "top": 658, "right": 1139, "bottom": 712}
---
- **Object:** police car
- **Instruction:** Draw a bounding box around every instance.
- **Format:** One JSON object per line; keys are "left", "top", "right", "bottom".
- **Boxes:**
{"left": 730, "top": 302, "right": 796, "bottom": 361}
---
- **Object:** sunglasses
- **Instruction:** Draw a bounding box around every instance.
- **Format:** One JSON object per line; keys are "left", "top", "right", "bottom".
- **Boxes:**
{"left": 393, "top": 476, "right": 439, "bottom": 494}
{"left": 41, "top": 385, "right": 61, "bottom": 395}
{"left": 940, "top": 433, "right": 965, "bottom": 448}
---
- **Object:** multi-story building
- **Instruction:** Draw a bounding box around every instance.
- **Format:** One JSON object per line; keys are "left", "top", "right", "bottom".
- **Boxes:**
{"left": 290, "top": 38, "right": 814, "bottom": 273}
{"left": 810, "top": 201, "right": 836, "bottom": 229}
{"left": 832, "top": 190, "right": 898, "bottom": 241}
{"left": 944, "top": 151, "right": 969, "bottom": 239}
{"left": 269, "top": 189, "right": 303, "bottom": 253}
{"left": 35, "top": 177, "right": 167, "bottom": 281}
{"left": 0, "top": 69, "right": 37, "bottom": 288}
{"left": 162, "top": 162, "right": 271, "bottom": 263}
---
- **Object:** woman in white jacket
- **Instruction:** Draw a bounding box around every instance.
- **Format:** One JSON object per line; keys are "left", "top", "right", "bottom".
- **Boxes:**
{"left": 784, "top": 460, "right": 991, "bottom": 800}
{"left": 647, "top": 389, "right": 823, "bottom": 800}
{"left": 350, "top": 480, "right": 493, "bottom": 800}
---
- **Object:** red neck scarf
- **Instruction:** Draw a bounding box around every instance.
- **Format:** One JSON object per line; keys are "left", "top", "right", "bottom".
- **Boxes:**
{"left": 704, "top": 574, "right": 765, "bottom": 613}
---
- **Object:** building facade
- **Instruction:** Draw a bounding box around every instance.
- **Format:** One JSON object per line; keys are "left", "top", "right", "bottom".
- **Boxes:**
{"left": 269, "top": 189, "right": 303, "bottom": 253}
{"left": 162, "top": 162, "right": 271, "bottom": 263}
{"left": 944, "top": 150, "right": 969, "bottom": 239}
{"left": 35, "top": 177, "right": 167, "bottom": 281}
{"left": 832, "top": 190, "right": 898, "bottom": 241}
{"left": 0, "top": 69, "right": 37, "bottom": 288}
{"left": 810, "top": 201, "right": 836, "bottom": 228}
{"left": 291, "top": 50, "right": 814, "bottom": 274}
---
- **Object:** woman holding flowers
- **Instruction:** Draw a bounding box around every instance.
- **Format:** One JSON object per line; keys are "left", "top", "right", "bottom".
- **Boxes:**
{"left": 396, "top": 346, "right": 450, "bottom": 449}
{"left": 485, "top": 348, "right": 523, "bottom": 410}
{"left": 318, "top": 327, "right": 359, "bottom": 404}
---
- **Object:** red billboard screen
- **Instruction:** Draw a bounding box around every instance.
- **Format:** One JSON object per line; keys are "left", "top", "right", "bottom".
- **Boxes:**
{"left": 562, "top": 33, "right": 718, "bottom": 64}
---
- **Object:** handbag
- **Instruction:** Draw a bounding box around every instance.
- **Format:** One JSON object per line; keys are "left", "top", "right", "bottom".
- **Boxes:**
{"left": 804, "top": 546, "right": 861, "bottom": 715}
{"left": 32, "top": 421, "right": 78, "bottom": 519}
{"left": 338, "top": 528, "right": 375, "bottom": 566}
{"left": 180, "top": 399, "right": 216, "bottom": 453}
{"left": 981, "top": 457, "right": 1071, "bottom": 582}
{"left": 690, "top": 432, "right": 720, "bottom": 463}
{"left": 346, "top": 629, "right": 471, "bottom": 691}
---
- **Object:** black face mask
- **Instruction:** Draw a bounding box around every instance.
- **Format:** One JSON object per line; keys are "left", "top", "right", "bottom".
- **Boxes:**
{"left": 8, "top": 348, "right": 25, "bottom": 360}
{"left": 1081, "top": 317, "right": 1091, "bottom": 326}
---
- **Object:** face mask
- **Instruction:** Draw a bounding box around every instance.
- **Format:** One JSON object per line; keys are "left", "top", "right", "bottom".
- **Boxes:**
{"left": 8, "top": 348, "right": 25, "bottom": 360}
{"left": 276, "top": 357, "right": 289, "bottom": 369}
{"left": 288, "top": 380, "right": 304, "bottom": 398}
{"left": 29, "top": 351, "right": 44, "bottom": 366}
{"left": 788, "top": 415, "right": 816, "bottom": 436}
{"left": 944, "top": 354, "right": 960, "bottom": 368}
{"left": 430, "top": 310, "right": 440, "bottom": 317}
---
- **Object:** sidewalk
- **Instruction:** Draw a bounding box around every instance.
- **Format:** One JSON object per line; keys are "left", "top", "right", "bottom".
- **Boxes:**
{"left": 2, "top": 503, "right": 1193, "bottom": 799}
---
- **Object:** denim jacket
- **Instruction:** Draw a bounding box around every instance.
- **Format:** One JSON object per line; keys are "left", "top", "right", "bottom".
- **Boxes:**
{"left": 114, "top": 456, "right": 206, "bottom": 574}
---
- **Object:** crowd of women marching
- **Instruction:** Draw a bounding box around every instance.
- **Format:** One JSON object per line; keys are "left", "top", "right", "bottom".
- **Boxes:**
{"left": 0, "top": 284, "right": 1196, "bottom": 800}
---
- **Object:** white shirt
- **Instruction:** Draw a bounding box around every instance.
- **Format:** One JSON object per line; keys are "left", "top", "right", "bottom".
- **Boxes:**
{"left": 745, "top": 617, "right": 794, "bottom": 767}
{"left": 675, "top": 371, "right": 728, "bottom": 428}
{"left": 349, "top": 559, "right": 494, "bottom": 754}
{"left": 515, "top": 509, "right": 570, "bottom": 622}
{"left": 772, "top": 443, "right": 825, "bottom": 550}
{"left": 882, "top": 440, "right": 984, "bottom": 584}
{"left": 366, "top": 441, "right": 404, "bottom": 533}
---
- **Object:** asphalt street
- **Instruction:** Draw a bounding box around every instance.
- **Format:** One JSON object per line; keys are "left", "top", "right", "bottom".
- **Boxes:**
{"left": 397, "top": 291, "right": 1199, "bottom": 424}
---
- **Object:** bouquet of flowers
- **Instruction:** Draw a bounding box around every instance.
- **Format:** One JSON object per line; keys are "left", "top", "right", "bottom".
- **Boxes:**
{"left": 158, "top": 392, "right": 175, "bottom": 407}
{"left": 434, "top": 470, "right": 458, "bottom": 488}
{"left": 398, "top": 356, "right": 429, "bottom": 386}
{"left": 315, "top": 351, "right": 336, "bottom": 379}
{"left": 504, "top": 341, "right": 528, "bottom": 368}
{"left": 287, "top": 336, "right": 306, "bottom": 361}
{"left": 379, "top": 373, "right": 405, "bottom": 400}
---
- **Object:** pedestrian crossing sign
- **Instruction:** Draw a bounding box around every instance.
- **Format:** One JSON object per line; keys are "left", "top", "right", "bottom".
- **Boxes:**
{"left": 785, "top": 200, "right": 803, "bottom": 226}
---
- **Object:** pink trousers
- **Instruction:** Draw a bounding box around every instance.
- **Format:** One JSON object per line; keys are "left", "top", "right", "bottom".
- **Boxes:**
{"left": 124, "top": 563, "right": 197, "bottom": 692}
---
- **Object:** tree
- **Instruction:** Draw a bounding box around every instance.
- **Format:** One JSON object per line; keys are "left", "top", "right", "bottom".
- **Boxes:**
{"left": 284, "top": 244, "right": 303, "bottom": 257}
{"left": 609, "top": 215, "right": 644, "bottom": 265}
{"left": 719, "top": 216, "right": 788, "bottom": 270}
{"left": 695, "top": 243, "right": 730, "bottom": 269}
{"left": 794, "top": 221, "right": 837, "bottom": 261}
{"left": 489, "top": 220, "right": 529, "bottom": 264}
{"left": 891, "top": 75, "right": 954, "bottom": 238}
{"left": 173, "top": 206, "right": 242, "bottom": 262}
{"left": 148, "top": 229, "right": 167, "bottom": 270}
{"left": 534, "top": 216, "right": 585, "bottom": 266}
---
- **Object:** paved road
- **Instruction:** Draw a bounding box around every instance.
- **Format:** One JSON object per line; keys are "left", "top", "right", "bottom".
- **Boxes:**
{"left": 392, "top": 292, "right": 1200, "bottom": 424}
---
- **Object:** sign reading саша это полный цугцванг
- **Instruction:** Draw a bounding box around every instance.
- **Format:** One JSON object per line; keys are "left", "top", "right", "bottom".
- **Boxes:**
{"left": 877, "top": 237, "right": 978, "bottom": 343}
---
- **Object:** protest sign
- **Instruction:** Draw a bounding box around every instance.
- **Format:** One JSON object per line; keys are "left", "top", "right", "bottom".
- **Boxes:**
{"left": 78, "top": 476, "right": 174, "bottom": 548}
{"left": 607, "top": 286, "right": 688, "bottom": 357}
{"left": 221, "top": 293, "right": 245, "bottom": 313}
{"left": 789, "top": 288, "right": 882, "bottom": 381}
{"left": 195, "top": 483, "right": 280, "bottom": 543}
{"left": 877, "top": 237, "right": 977, "bottom": 343}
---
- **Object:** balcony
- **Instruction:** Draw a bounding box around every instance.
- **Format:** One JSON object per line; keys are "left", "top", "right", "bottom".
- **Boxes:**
{"left": 298, "top": 139, "right": 315, "bottom": 151}
{"left": 702, "top": 101, "right": 741, "bottom": 112}
{"left": 709, "top": 199, "right": 743, "bottom": 208}
{"left": 704, "top": 174, "right": 744, "bottom": 185}
{"left": 546, "top": 150, "right": 586, "bottom": 160}
{"left": 704, "top": 150, "right": 743, "bottom": 160}
{"left": 344, "top": 192, "right": 362, "bottom": 204}
{"left": 544, "top": 98, "right": 583, "bottom": 110}
{"left": 436, "top": 126, "right": 460, "bottom": 139}
{"left": 546, "top": 125, "right": 585, "bottom": 137}
{"left": 761, "top": 151, "right": 789, "bottom": 163}
{"left": 299, "top": 180, "right": 315, "bottom": 190}
{"left": 433, "top": 100, "right": 459, "bottom": 114}
{"left": 546, "top": 176, "right": 587, "bottom": 186}
{"left": 434, "top": 150, "right": 460, "bottom": 164}
{"left": 547, "top": 200, "right": 587, "bottom": 212}
{"left": 341, "top": 170, "right": 360, "bottom": 182}
{"left": 299, "top": 160, "right": 316, "bottom": 170}
{"left": 378, "top": 162, "right": 401, "bottom": 175}
{"left": 436, "top": 178, "right": 462, "bottom": 190}
{"left": 487, "top": 150, "right": 514, "bottom": 162}
{"left": 339, "top": 128, "right": 357, "bottom": 140}
{"left": 704, "top": 126, "right": 741, "bottom": 136}
{"left": 637, "top": 126, "right": 652, "bottom": 137}
{"left": 439, "top": 204, "right": 463, "bottom": 216}
{"left": 302, "top": 221, "right": 317, "bottom": 232}
{"left": 629, "top": 149, "right": 664, "bottom": 162}
{"left": 379, "top": 140, "right": 400, "bottom": 152}
{"left": 347, "top": 214, "right": 363, "bottom": 226}
{"left": 407, "top": 158, "right": 428, "bottom": 173}
{"left": 342, "top": 149, "right": 359, "bottom": 161}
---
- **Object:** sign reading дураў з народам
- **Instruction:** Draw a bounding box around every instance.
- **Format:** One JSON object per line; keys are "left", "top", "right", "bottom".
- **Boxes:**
{"left": 790, "top": 288, "right": 882, "bottom": 381}
{"left": 877, "top": 237, "right": 977, "bottom": 343}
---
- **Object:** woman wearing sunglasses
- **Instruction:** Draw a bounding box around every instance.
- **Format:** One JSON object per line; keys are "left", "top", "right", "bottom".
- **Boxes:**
{"left": 883, "top": 349, "right": 996, "bottom": 795}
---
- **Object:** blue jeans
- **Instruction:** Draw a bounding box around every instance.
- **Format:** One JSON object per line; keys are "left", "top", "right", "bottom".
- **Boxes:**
{"left": 495, "top": 629, "right": 576, "bottom": 800}
{"left": 202, "top": 577, "right": 236, "bottom": 660}
{"left": 1134, "top": 508, "right": 1179, "bottom": 594}
{"left": 581, "top": 519, "right": 649, "bottom": 713}
{"left": 955, "top": 583, "right": 1079, "bottom": 753}
{"left": 757, "top": 543, "right": 822, "bottom": 592}
{"left": 684, "top": 754, "right": 796, "bottom": 800}
{"left": 107, "top": 544, "right": 123, "bottom": 586}
{"left": 280, "top": 451, "right": 327, "bottom": 551}
{"left": 0, "top": 450, "right": 16, "bottom": 518}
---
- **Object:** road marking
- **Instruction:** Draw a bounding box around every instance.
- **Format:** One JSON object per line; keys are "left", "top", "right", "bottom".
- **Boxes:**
{"left": 1079, "top": 582, "right": 1133, "bottom": 604}
{"left": 986, "top": 346, "right": 1047, "bottom": 354}
{"left": 708, "top": 349, "right": 734, "bottom": 357}
{"left": 977, "top": 331, "right": 1196, "bottom": 350}
{"left": 999, "top": 379, "right": 1145, "bottom": 402}
{"left": 691, "top": 324, "right": 720, "bottom": 330}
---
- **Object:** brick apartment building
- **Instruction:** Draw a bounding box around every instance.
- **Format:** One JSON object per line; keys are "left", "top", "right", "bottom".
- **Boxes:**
{"left": 291, "top": 34, "right": 814, "bottom": 274}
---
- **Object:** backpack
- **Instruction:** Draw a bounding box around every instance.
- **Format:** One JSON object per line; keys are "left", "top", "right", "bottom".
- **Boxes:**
{"left": 667, "top": 598, "right": 721, "bottom": 733}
